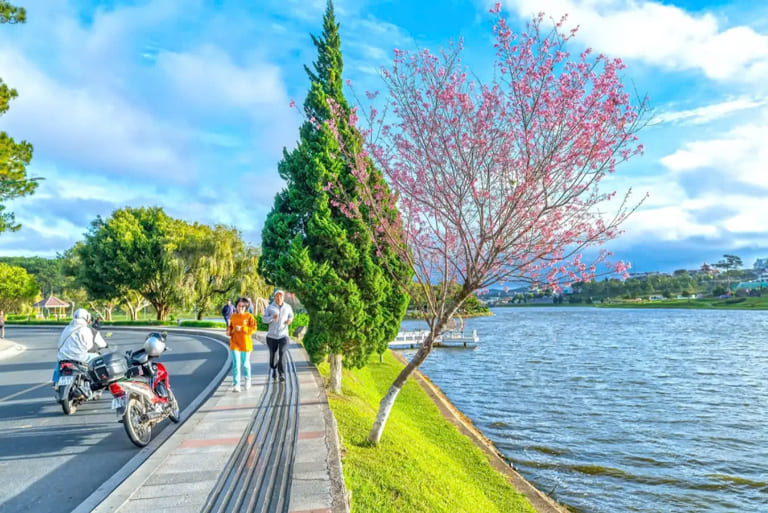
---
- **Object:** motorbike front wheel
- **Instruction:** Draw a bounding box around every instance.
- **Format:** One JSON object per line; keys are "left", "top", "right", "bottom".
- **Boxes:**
{"left": 59, "top": 384, "right": 77, "bottom": 415}
{"left": 123, "top": 397, "right": 152, "bottom": 447}
{"left": 167, "top": 388, "right": 180, "bottom": 423}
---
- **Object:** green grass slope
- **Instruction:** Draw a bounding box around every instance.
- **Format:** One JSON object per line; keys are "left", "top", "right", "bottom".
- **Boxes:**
{"left": 318, "top": 352, "right": 536, "bottom": 513}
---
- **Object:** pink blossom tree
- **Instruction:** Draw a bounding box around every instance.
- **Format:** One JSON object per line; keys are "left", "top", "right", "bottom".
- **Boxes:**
{"left": 324, "top": 6, "right": 648, "bottom": 444}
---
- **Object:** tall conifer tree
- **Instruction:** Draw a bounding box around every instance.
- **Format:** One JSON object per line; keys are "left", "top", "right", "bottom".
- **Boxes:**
{"left": 259, "top": 0, "right": 410, "bottom": 392}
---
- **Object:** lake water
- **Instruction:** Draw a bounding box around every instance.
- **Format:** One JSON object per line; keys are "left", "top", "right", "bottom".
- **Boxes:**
{"left": 400, "top": 307, "right": 768, "bottom": 512}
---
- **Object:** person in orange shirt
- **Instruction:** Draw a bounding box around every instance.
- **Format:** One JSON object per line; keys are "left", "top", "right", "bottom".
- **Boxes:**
{"left": 226, "top": 297, "right": 257, "bottom": 392}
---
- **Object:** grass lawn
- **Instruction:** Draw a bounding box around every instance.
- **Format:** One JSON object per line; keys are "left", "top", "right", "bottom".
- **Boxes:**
{"left": 317, "top": 351, "right": 537, "bottom": 513}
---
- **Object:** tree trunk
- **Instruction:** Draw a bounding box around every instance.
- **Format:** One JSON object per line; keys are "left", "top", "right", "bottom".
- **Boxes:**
{"left": 329, "top": 353, "right": 342, "bottom": 394}
{"left": 153, "top": 302, "right": 169, "bottom": 320}
{"left": 197, "top": 310, "right": 204, "bottom": 321}
{"left": 367, "top": 338, "right": 432, "bottom": 444}
{"left": 368, "top": 313, "right": 453, "bottom": 444}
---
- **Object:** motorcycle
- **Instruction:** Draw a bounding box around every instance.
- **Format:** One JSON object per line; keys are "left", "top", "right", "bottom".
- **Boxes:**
{"left": 55, "top": 331, "right": 114, "bottom": 415}
{"left": 107, "top": 332, "right": 180, "bottom": 447}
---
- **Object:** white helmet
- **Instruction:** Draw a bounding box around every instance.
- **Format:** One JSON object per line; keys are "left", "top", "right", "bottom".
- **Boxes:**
{"left": 143, "top": 332, "right": 166, "bottom": 357}
{"left": 73, "top": 308, "right": 91, "bottom": 322}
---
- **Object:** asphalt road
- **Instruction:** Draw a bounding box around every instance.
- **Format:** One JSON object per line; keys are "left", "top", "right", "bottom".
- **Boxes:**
{"left": 0, "top": 326, "right": 229, "bottom": 513}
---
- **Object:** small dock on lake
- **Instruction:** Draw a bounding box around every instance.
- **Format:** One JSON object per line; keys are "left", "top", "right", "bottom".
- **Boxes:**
{"left": 388, "top": 329, "right": 479, "bottom": 350}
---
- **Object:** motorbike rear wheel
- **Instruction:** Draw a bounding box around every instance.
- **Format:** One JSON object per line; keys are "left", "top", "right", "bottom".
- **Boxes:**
{"left": 59, "top": 383, "right": 77, "bottom": 415}
{"left": 167, "top": 388, "right": 180, "bottom": 423}
{"left": 123, "top": 397, "right": 152, "bottom": 447}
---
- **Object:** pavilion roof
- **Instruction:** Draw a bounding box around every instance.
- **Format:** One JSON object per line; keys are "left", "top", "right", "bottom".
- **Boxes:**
{"left": 33, "top": 295, "right": 70, "bottom": 308}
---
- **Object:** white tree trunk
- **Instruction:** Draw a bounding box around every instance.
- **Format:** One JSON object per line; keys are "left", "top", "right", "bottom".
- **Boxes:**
{"left": 329, "top": 352, "right": 343, "bottom": 394}
{"left": 368, "top": 308, "right": 458, "bottom": 444}
{"left": 368, "top": 382, "right": 404, "bottom": 444}
{"left": 368, "top": 334, "right": 434, "bottom": 444}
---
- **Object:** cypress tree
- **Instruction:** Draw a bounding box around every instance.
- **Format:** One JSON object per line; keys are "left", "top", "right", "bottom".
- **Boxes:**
{"left": 259, "top": 0, "right": 410, "bottom": 391}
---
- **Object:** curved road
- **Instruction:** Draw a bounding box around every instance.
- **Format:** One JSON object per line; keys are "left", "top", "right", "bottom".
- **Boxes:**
{"left": 0, "top": 326, "right": 229, "bottom": 513}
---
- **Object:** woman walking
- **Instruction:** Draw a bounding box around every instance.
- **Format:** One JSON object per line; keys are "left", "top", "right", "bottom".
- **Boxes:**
{"left": 262, "top": 290, "right": 293, "bottom": 382}
{"left": 226, "top": 297, "right": 257, "bottom": 392}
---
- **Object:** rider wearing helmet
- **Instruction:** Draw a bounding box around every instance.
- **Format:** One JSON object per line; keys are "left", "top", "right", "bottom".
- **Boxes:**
{"left": 52, "top": 309, "right": 107, "bottom": 385}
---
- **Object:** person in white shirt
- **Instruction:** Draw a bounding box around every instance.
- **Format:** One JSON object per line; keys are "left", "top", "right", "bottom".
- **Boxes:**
{"left": 52, "top": 308, "right": 107, "bottom": 385}
{"left": 261, "top": 290, "right": 293, "bottom": 382}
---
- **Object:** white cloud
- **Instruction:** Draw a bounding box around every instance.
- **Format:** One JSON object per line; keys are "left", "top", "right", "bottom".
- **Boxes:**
{"left": 0, "top": 49, "right": 195, "bottom": 181}
{"left": 609, "top": 104, "right": 768, "bottom": 251}
{"left": 657, "top": 97, "right": 768, "bottom": 125}
{"left": 660, "top": 117, "right": 768, "bottom": 190}
{"left": 155, "top": 46, "right": 288, "bottom": 112}
{"left": 503, "top": 0, "right": 768, "bottom": 82}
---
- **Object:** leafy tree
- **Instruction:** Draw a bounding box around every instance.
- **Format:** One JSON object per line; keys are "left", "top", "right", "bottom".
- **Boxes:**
{"left": 0, "top": 1, "right": 37, "bottom": 234}
{"left": 77, "top": 207, "right": 188, "bottom": 320}
{"left": 714, "top": 254, "right": 742, "bottom": 272}
{"left": 713, "top": 254, "right": 743, "bottom": 289}
{"left": 0, "top": 261, "right": 38, "bottom": 311}
{"left": 0, "top": 256, "right": 62, "bottom": 295}
{"left": 179, "top": 224, "right": 266, "bottom": 320}
{"left": 325, "top": 9, "right": 647, "bottom": 442}
{"left": 259, "top": 0, "right": 410, "bottom": 393}
{"left": 0, "top": 1, "right": 25, "bottom": 23}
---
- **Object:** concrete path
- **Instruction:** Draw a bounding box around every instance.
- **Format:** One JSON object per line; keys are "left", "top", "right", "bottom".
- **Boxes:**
{"left": 66, "top": 329, "right": 348, "bottom": 513}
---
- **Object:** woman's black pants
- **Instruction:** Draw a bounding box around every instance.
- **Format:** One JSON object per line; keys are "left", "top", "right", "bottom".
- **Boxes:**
{"left": 266, "top": 336, "right": 289, "bottom": 376}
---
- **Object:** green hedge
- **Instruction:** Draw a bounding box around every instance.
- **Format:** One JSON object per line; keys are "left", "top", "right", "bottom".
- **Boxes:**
{"left": 6, "top": 319, "right": 71, "bottom": 325}
{"left": 101, "top": 320, "right": 177, "bottom": 326}
{"left": 7, "top": 314, "right": 32, "bottom": 321}
{"left": 180, "top": 320, "right": 227, "bottom": 328}
{"left": 6, "top": 319, "right": 178, "bottom": 326}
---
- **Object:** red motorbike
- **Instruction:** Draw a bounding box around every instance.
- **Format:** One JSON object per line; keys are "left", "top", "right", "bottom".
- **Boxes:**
{"left": 107, "top": 332, "right": 180, "bottom": 447}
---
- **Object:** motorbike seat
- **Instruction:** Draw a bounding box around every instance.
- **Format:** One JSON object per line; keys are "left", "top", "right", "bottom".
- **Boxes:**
{"left": 128, "top": 348, "right": 149, "bottom": 365}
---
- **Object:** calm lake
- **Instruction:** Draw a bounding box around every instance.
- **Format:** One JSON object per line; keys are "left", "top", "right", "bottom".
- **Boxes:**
{"left": 401, "top": 307, "right": 768, "bottom": 512}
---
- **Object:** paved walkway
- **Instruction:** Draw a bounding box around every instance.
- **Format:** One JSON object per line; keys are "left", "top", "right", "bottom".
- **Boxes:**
{"left": 72, "top": 330, "right": 348, "bottom": 513}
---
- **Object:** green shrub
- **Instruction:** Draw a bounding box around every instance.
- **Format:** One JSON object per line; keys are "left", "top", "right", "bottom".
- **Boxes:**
{"left": 6, "top": 319, "right": 70, "bottom": 325}
{"left": 101, "top": 320, "right": 177, "bottom": 326}
{"left": 7, "top": 314, "right": 32, "bottom": 321}
{"left": 180, "top": 320, "right": 227, "bottom": 328}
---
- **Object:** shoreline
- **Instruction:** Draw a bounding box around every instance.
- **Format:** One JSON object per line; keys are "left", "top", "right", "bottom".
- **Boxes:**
{"left": 390, "top": 351, "right": 568, "bottom": 513}
{"left": 490, "top": 298, "right": 768, "bottom": 310}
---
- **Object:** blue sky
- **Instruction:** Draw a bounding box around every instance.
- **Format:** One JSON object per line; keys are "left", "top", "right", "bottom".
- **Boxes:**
{"left": 1, "top": 0, "right": 767, "bottom": 273}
